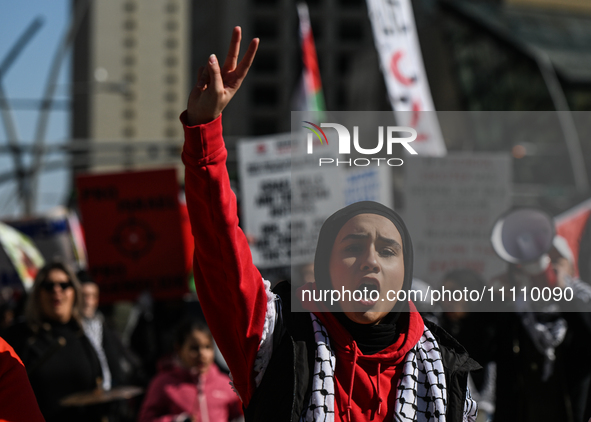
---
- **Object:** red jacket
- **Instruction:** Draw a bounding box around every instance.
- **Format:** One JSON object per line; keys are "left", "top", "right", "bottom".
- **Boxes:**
{"left": 138, "top": 358, "right": 242, "bottom": 422}
{"left": 181, "top": 113, "right": 425, "bottom": 421}
{"left": 0, "top": 336, "right": 45, "bottom": 422}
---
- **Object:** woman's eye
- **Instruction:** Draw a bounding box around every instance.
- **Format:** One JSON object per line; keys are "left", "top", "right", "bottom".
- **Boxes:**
{"left": 380, "top": 248, "right": 396, "bottom": 256}
{"left": 345, "top": 244, "right": 362, "bottom": 253}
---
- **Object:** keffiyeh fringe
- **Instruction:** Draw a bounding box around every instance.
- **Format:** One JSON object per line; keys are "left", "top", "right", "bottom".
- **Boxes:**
{"left": 228, "top": 278, "right": 278, "bottom": 400}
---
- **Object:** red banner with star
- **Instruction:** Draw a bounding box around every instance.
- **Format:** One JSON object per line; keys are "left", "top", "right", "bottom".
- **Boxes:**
{"left": 76, "top": 168, "right": 188, "bottom": 302}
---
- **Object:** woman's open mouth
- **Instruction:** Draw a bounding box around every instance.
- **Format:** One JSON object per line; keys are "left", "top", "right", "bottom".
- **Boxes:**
{"left": 354, "top": 278, "right": 380, "bottom": 306}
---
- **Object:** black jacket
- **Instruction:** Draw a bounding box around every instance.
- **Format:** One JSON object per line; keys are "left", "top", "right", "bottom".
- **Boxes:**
{"left": 245, "top": 281, "right": 481, "bottom": 422}
{"left": 4, "top": 319, "right": 103, "bottom": 422}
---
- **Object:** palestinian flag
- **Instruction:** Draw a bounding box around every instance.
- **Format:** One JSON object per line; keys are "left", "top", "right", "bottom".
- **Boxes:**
{"left": 555, "top": 198, "right": 591, "bottom": 279}
{"left": 296, "top": 2, "right": 325, "bottom": 113}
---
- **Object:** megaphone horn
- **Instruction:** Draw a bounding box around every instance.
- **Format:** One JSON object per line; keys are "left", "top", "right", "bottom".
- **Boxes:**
{"left": 491, "top": 207, "right": 555, "bottom": 264}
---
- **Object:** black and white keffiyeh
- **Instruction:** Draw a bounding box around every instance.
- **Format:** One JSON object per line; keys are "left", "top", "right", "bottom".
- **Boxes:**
{"left": 81, "top": 314, "right": 112, "bottom": 391}
{"left": 300, "top": 314, "right": 478, "bottom": 422}
{"left": 301, "top": 314, "right": 337, "bottom": 422}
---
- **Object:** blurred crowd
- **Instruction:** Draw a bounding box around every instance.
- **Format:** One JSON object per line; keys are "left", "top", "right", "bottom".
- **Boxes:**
{"left": 0, "top": 260, "right": 243, "bottom": 422}
{"left": 0, "top": 230, "right": 590, "bottom": 422}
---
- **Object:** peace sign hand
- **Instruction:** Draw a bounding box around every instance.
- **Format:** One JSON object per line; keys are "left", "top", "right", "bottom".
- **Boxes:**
{"left": 187, "top": 27, "right": 259, "bottom": 126}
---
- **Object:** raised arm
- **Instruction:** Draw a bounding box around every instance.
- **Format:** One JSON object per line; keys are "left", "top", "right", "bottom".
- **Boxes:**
{"left": 181, "top": 28, "right": 267, "bottom": 407}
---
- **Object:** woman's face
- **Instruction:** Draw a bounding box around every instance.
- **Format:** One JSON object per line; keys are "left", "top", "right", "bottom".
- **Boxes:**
{"left": 178, "top": 329, "right": 215, "bottom": 374}
{"left": 329, "top": 214, "right": 405, "bottom": 325}
{"left": 39, "top": 269, "right": 75, "bottom": 323}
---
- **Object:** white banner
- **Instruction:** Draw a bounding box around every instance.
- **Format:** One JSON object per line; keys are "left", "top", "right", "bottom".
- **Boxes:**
{"left": 366, "top": 0, "right": 447, "bottom": 156}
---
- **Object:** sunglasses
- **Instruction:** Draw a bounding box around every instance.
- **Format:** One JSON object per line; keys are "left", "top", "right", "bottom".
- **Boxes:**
{"left": 40, "top": 281, "right": 73, "bottom": 292}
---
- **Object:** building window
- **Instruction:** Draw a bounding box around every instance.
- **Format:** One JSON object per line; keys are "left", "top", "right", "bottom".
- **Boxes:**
{"left": 251, "top": 0, "right": 280, "bottom": 6}
{"left": 338, "top": 0, "right": 364, "bottom": 7}
{"left": 165, "top": 2, "right": 178, "bottom": 13}
{"left": 123, "top": 55, "right": 136, "bottom": 66}
{"left": 253, "top": 52, "right": 279, "bottom": 74}
{"left": 338, "top": 21, "right": 364, "bottom": 42}
{"left": 122, "top": 126, "right": 135, "bottom": 137}
{"left": 122, "top": 108, "right": 135, "bottom": 120}
{"left": 123, "top": 19, "right": 136, "bottom": 31}
{"left": 252, "top": 117, "right": 279, "bottom": 135}
{"left": 164, "top": 91, "right": 178, "bottom": 103}
{"left": 337, "top": 54, "right": 351, "bottom": 76}
{"left": 252, "top": 85, "right": 279, "bottom": 106}
{"left": 164, "top": 73, "right": 177, "bottom": 85}
{"left": 123, "top": 37, "right": 136, "bottom": 48}
{"left": 165, "top": 38, "right": 178, "bottom": 49}
{"left": 253, "top": 19, "right": 279, "bottom": 40}
{"left": 123, "top": 2, "right": 136, "bottom": 13}
{"left": 165, "top": 56, "right": 178, "bottom": 67}
{"left": 166, "top": 20, "right": 179, "bottom": 31}
{"left": 164, "top": 127, "right": 178, "bottom": 138}
{"left": 164, "top": 109, "right": 177, "bottom": 120}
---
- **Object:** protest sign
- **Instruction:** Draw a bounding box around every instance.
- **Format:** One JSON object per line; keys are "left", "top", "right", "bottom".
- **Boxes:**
{"left": 238, "top": 133, "right": 294, "bottom": 268}
{"left": 239, "top": 125, "right": 394, "bottom": 269}
{"left": 77, "top": 168, "right": 188, "bottom": 302}
{"left": 403, "top": 154, "right": 512, "bottom": 284}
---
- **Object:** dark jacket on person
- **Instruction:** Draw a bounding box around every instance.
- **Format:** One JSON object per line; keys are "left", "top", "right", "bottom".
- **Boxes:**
{"left": 245, "top": 281, "right": 481, "bottom": 422}
{"left": 4, "top": 319, "right": 103, "bottom": 422}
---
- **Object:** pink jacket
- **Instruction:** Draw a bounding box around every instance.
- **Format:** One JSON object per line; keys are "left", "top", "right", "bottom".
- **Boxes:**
{"left": 138, "top": 359, "right": 242, "bottom": 422}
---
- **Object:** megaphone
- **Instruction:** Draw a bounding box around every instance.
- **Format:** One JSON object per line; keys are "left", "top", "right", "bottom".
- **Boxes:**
{"left": 491, "top": 208, "right": 555, "bottom": 273}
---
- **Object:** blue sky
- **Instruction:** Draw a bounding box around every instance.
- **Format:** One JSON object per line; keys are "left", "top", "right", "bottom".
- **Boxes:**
{"left": 0, "top": 0, "right": 70, "bottom": 217}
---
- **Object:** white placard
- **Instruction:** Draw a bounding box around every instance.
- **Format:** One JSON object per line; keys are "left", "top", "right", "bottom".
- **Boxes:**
{"left": 290, "top": 130, "right": 343, "bottom": 267}
{"left": 239, "top": 129, "right": 395, "bottom": 268}
{"left": 366, "top": 0, "right": 447, "bottom": 156}
{"left": 402, "top": 154, "right": 512, "bottom": 285}
{"left": 238, "top": 134, "right": 293, "bottom": 268}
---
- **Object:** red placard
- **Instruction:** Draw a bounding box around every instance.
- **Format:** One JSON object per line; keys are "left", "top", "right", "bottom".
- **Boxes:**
{"left": 76, "top": 168, "right": 188, "bottom": 302}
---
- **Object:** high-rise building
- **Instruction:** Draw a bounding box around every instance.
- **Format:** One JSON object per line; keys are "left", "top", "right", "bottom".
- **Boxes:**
{"left": 72, "top": 0, "right": 190, "bottom": 173}
{"left": 73, "top": 0, "right": 382, "bottom": 172}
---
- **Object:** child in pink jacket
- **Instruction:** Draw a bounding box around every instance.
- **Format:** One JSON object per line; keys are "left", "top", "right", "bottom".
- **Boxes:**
{"left": 138, "top": 320, "right": 243, "bottom": 422}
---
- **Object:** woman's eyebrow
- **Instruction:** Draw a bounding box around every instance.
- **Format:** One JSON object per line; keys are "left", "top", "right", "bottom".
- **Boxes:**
{"left": 340, "top": 233, "right": 402, "bottom": 250}
{"left": 341, "top": 233, "right": 369, "bottom": 242}
{"left": 378, "top": 236, "right": 402, "bottom": 251}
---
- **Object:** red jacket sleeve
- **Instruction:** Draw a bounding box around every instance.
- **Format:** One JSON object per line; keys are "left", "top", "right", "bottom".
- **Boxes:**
{"left": 180, "top": 112, "right": 268, "bottom": 407}
{"left": 0, "top": 337, "right": 45, "bottom": 422}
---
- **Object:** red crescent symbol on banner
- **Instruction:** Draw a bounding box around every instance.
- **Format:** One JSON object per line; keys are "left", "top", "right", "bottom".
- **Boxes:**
{"left": 390, "top": 51, "right": 415, "bottom": 87}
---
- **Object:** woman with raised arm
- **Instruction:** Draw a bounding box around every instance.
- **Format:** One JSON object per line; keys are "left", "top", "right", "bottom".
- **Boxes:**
{"left": 181, "top": 27, "right": 479, "bottom": 422}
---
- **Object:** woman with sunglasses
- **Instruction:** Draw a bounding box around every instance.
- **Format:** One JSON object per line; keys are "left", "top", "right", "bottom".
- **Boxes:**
{"left": 4, "top": 261, "right": 103, "bottom": 422}
{"left": 181, "top": 27, "right": 479, "bottom": 422}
